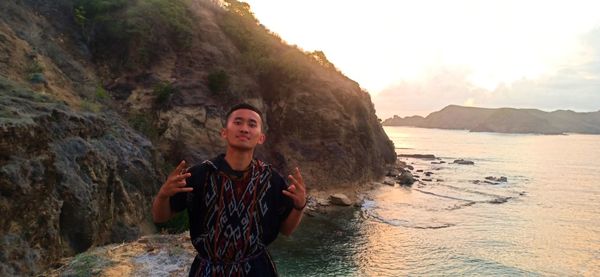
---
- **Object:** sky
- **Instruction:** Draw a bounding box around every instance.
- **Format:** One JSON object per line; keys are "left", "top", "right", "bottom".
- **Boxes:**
{"left": 242, "top": 0, "right": 600, "bottom": 118}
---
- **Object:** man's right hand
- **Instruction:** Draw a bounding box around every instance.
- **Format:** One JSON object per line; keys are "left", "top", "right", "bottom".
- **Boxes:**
{"left": 157, "top": 160, "right": 193, "bottom": 199}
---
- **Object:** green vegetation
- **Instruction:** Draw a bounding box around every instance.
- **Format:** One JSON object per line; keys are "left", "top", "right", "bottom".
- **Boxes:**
{"left": 26, "top": 59, "right": 45, "bottom": 84}
{"left": 308, "top": 50, "right": 337, "bottom": 70}
{"left": 80, "top": 100, "right": 102, "bottom": 113}
{"left": 28, "top": 73, "right": 46, "bottom": 84}
{"left": 128, "top": 113, "right": 159, "bottom": 141}
{"left": 153, "top": 81, "right": 176, "bottom": 109}
{"left": 1, "top": 76, "right": 51, "bottom": 102}
{"left": 207, "top": 69, "right": 230, "bottom": 94}
{"left": 219, "top": 1, "right": 341, "bottom": 100}
{"left": 95, "top": 85, "right": 109, "bottom": 100}
{"left": 72, "top": 0, "right": 195, "bottom": 70}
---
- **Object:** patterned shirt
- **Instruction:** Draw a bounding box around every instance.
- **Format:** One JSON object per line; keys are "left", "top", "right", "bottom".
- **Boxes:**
{"left": 170, "top": 154, "right": 293, "bottom": 276}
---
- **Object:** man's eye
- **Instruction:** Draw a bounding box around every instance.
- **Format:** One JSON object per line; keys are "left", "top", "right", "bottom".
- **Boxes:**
{"left": 249, "top": 123, "right": 257, "bottom": 128}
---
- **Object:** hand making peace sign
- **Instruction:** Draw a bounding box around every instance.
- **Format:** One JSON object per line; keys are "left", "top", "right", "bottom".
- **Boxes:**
{"left": 283, "top": 167, "right": 307, "bottom": 210}
{"left": 157, "top": 160, "right": 193, "bottom": 199}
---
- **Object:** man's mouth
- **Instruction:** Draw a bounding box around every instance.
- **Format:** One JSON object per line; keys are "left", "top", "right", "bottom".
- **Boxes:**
{"left": 236, "top": 135, "right": 250, "bottom": 141}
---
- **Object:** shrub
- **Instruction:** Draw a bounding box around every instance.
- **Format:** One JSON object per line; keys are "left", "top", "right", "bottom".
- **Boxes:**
{"left": 219, "top": 0, "right": 311, "bottom": 99}
{"left": 80, "top": 100, "right": 102, "bottom": 113}
{"left": 73, "top": 0, "right": 195, "bottom": 70}
{"left": 153, "top": 81, "right": 175, "bottom": 109}
{"left": 28, "top": 73, "right": 46, "bottom": 84}
{"left": 26, "top": 60, "right": 44, "bottom": 75}
{"left": 308, "top": 50, "right": 337, "bottom": 70}
{"left": 207, "top": 70, "right": 230, "bottom": 94}
{"left": 95, "top": 85, "right": 109, "bottom": 100}
{"left": 128, "top": 113, "right": 158, "bottom": 140}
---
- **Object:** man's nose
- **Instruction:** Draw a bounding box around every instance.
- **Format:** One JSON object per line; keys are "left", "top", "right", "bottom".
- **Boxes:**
{"left": 239, "top": 124, "right": 249, "bottom": 133}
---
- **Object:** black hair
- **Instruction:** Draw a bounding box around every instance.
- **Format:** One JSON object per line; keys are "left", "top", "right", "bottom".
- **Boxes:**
{"left": 225, "top": 103, "right": 264, "bottom": 126}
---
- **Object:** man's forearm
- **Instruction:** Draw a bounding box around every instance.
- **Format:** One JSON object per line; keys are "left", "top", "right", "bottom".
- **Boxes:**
{"left": 280, "top": 208, "right": 304, "bottom": 236}
{"left": 152, "top": 195, "right": 174, "bottom": 223}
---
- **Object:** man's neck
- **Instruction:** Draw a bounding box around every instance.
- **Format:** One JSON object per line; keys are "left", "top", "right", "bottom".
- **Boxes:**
{"left": 224, "top": 148, "right": 254, "bottom": 171}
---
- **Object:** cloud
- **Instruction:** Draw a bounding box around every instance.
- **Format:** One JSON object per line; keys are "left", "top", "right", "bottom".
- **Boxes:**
{"left": 374, "top": 27, "right": 600, "bottom": 119}
{"left": 373, "top": 66, "right": 490, "bottom": 118}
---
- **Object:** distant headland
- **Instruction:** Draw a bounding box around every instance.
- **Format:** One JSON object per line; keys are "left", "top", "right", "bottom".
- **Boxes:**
{"left": 382, "top": 105, "right": 600, "bottom": 134}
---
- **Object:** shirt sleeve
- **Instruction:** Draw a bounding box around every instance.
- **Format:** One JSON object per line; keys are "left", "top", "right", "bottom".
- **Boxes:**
{"left": 169, "top": 164, "right": 202, "bottom": 213}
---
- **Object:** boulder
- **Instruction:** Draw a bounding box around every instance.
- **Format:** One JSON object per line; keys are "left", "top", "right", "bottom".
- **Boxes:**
{"left": 484, "top": 176, "right": 508, "bottom": 182}
{"left": 453, "top": 159, "right": 475, "bottom": 165}
{"left": 398, "top": 171, "right": 415, "bottom": 186}
{"left": 383, "top": 177, "right": 396, "bottom": 186}
{"left": 386, "top": 168, "right": 400, "bottom": 177}
{"left": 329, "top": 194, "right": 352, "bottom": 206}
{"left": 316, "top": 197, "right": 330, "bottom": 206}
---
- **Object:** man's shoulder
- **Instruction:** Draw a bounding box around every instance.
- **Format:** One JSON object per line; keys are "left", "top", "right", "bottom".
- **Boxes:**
{"left": 188, "top": 158, "right": 219, "bottom": 175}
{"left": 254, "top": 159, "right": 287, "bottom": 185}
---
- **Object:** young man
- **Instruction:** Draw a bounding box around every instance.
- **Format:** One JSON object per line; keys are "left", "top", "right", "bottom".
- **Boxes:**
{"left": 152, "top": 103, "right": 306, "bottom": 276}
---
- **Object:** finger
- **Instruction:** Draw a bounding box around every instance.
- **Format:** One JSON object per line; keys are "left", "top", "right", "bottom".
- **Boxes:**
{"left": 291, "top": 171, "right": 305, "bottom": 191}
{"left": 288, "top": 174, "right": 299, "bottom": 185}
{"left": 286, "top": 184, "right": 296, "bottom": 193}
{"left": 176, "top": 187, "right": 193, "bottom": 193}
{"left": 181, "top": 165, "right": 193, "bottom": 175}
{"left": 171, "top": 160, "right": 186, "bottom": 177}
{"left": 174, "top": 172, "right": 192, "bottom": 181}
{"left": 294, "top": 167, "right": 303, "bottom": 183}
{"left": 282, "top": 190, "right": 296, "bottom": 199}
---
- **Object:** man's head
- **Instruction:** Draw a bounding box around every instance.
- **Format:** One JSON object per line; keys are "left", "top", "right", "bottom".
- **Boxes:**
{"left": 221, "top": 103, "right": 266, "bottom": 151}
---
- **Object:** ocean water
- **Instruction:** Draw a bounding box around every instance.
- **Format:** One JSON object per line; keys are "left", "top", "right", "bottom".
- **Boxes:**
{"left": 270, "top": 126, "right": 600, "bottom": 276}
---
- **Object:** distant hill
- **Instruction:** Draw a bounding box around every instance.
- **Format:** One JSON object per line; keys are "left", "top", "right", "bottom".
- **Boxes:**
{"left": 382, "top": 105, "right": 600, "bottom": 134}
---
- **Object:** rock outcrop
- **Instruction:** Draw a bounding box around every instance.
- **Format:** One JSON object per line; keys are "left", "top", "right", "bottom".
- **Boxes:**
{"left": 0, "top": 80, "right": 163, "bottom": 275}
{"left": 329, "top": 193, "right": 352, "bottom": 206}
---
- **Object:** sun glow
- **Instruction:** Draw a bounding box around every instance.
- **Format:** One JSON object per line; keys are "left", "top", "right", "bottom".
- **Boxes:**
{"left": 242, "top": 0, "right": 600, "bottom": 95}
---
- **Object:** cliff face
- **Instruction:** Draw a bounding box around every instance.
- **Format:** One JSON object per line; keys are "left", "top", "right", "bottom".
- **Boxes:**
{"left": 0, "top": 0, "right": 395, "bottom": 274}
{"left": 0, "top": 79, "right": 162, "bottom": 275}
{"left": 382, "top": 105, "right": 600, "bottom": 134}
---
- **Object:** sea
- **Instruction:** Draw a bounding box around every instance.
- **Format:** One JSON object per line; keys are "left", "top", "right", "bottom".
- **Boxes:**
{"left": 270, "top": 126, "right": 600, "bottom": 276}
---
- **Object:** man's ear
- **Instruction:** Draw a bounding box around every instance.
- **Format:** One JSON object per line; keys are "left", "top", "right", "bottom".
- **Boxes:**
{"left": 220, "top": 128, "right": 227, "bottom": 138}
{"left": 257, "top": 133, "right": 266, "bottom": 145}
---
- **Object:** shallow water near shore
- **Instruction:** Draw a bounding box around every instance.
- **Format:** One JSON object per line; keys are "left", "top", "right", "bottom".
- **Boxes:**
{"left": 270, "top": 126, "right": 600, "bottom": 276}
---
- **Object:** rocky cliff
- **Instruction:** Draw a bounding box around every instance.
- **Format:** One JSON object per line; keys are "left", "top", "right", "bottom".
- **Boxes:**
{"left": 0, "top": 0, "right": 395, "bottom": 274}
{"left": 0, "top": 78, "right": 162, "bottom": 275}
{"left": 382, "top": 105, "right": 600, "bottom": 134}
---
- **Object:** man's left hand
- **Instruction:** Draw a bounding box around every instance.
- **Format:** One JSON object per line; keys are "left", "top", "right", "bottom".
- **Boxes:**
{"left": 283, "top": 167, "right": 307, "bottom": 210}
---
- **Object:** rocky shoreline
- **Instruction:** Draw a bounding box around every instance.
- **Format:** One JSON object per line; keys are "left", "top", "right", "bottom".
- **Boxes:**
{"left": 304, "top": 153, "right": 512, "bottom": 214}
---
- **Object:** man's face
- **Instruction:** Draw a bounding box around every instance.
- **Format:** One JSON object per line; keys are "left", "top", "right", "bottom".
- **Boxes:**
{"left": 221, "top": 108, "right": 265, "bottom": 150}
